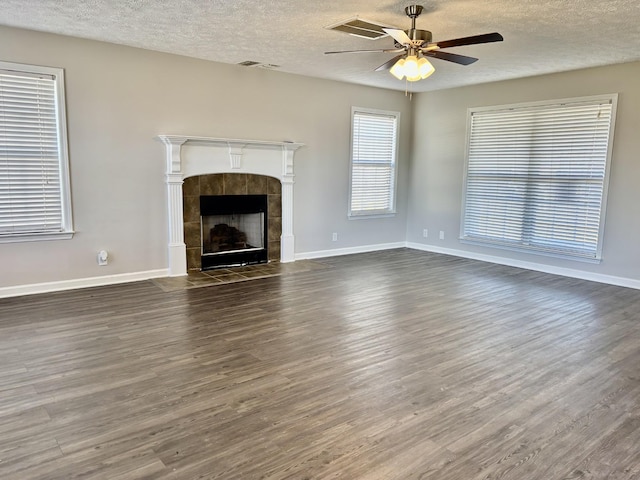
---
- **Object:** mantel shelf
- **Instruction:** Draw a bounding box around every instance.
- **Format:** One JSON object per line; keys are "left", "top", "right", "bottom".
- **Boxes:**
{"left": 157, "top": 135, "right": 304, "bottom": 150}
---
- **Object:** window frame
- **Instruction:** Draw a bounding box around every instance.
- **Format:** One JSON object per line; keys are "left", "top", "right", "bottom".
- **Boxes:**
{"left": 348, "top": 106, "right": 400, "bottom": 219}
{"left": 460, "top": 94, "right": 618, "bottom": 262}
{"left": 0, "top": 60, "right": 73, "bottom": 243}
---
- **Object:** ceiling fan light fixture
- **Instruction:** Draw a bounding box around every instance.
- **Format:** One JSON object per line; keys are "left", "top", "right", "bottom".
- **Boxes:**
{"left": 390, "top": 58, "right": 406, "bottom": 80}
{"left": 418, "top": 57, "right": 435, "bottom": 79}
{"left": 389, "top": 55, "right": 435, "bottom": 81}
{"left": 403, "top": 55, "right": 419, "bottom": 78}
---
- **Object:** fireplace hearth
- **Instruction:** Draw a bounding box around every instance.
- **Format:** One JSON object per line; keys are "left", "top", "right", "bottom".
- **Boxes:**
{"left": 200, "top": 195, "right": 268, "bottom": 270}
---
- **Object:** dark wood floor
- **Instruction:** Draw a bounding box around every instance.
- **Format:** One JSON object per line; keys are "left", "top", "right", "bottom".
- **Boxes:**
{"left": 1, "top": 249, "right": 639, "bottom": 479}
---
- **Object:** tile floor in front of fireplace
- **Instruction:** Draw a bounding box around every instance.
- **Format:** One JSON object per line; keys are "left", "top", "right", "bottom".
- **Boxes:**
{"left": 152, "top": 259, "right": 329, "bottom": 292}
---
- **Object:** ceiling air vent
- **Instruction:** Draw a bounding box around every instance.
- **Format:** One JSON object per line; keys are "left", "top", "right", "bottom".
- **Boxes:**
{"left": 325, "top": 17, "right": 393, "bottom": 40}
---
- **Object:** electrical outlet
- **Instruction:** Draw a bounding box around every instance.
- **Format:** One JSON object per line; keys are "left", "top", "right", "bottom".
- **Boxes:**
{"left": 422, "top": 229, "right": 428, "bottom": 238}
{"left": 332, "top": 232, "right": 338, "bottom": 242}
{"left": 97, "top": 250, "right": 109, "bottom": 266}
{"left": 439, "top": 231, "right": 445, "bottom": 240}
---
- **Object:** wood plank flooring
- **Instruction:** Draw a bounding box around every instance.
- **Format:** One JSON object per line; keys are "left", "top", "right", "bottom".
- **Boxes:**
{"left": 0, "top": 248, "right": 639, "bottom": 479}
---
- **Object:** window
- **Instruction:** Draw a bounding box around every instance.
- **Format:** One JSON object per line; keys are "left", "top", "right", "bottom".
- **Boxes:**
{"left": 0, "top": 61, "right": 73, "bottom": 243}
{"left": 461, "top": 94, "right": 617, "bottom": 261}
{"left": 349, "top": 107, "right": 399, "bottom": 217}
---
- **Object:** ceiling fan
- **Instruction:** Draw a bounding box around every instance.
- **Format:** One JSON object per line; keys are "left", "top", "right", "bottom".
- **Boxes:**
{"left": 325, "top": 5, "right": 503, "bottom": 81}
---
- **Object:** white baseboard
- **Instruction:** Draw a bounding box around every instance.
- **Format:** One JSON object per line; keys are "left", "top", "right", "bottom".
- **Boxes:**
{"left": 296, "top": 242, "right": 406, "bottom": 261}
{"left": 406, "top": 242, "right": 640, "bottom": 290}
{"left": 0, "top": 269, "right": 170, "bottom": 299}
{"left": 3, "top": 242, "right": 638, "bottom": 299}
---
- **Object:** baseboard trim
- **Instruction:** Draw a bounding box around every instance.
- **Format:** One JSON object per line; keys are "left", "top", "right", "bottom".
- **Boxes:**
{"left": 0, "top": 269, "right": 170, "bottom": 299}
{"left": 296, "top": 242, "right": 407, "bottom": 261}
{"left": 4, "top": 242, "right": 638, "bottom": 298}
{"left": 406, "top": 242, "right": 640, "bottom": 290}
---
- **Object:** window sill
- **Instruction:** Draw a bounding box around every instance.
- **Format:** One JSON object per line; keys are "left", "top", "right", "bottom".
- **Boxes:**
{"left": 348, "top": 212, "right": 396, "bottom": 220}
{"left": 459, "top": 238, "right": 602, "bottom": 264}
{"left": 0, "top": 231, "right": 75, "bottom": 244}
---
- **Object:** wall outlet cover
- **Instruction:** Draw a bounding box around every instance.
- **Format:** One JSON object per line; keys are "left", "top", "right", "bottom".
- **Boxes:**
{"left": 98, "top": 250, "right": 109, "bottom": 266}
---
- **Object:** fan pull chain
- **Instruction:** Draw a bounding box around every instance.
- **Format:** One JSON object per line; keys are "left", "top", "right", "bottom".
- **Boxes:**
{"left": 404, "top": 79, "right": 413, "bottom": 101}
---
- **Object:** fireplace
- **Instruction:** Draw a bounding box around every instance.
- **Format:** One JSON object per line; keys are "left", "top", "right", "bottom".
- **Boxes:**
{"left": 200, "top": 194, "right": 268, "bottom": 269}
{"left": 157, "top": 135, "right": 303, "bottom": 277}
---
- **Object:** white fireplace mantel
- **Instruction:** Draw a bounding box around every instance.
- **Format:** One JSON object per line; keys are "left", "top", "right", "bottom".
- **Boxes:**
{"left": 158, "top": 135, "right": 304, "bottom": 276}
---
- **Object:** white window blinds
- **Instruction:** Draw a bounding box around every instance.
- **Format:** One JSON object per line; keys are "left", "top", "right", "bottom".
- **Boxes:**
{"left": 462, "top": 95, "right": 617, "bottom": 261}
{"left": 0, "top": 63, "right": 73, "bottom": 241}
{"left": 349, "top": 108, "right": 399, "bottom": 217}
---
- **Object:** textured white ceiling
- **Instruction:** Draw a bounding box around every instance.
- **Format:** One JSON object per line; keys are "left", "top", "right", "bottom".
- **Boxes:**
{"left": 1, "top": 0, "right": 640, "bottom": 92}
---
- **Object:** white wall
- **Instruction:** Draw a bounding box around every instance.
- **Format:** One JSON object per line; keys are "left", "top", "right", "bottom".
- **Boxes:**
{"left": 0, "top": 26, "right": 412, "bottom": 291}
{"left": 407, "top": 61, "right": 640, "bottom": 285}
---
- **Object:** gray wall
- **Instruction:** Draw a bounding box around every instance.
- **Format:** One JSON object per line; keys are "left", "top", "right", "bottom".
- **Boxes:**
{"left": 2, "top": 24, "right": 639, "bottom": 291}
{"left": 0, "top": 26, "right": 412, "bottom": 289}
{"left": 407, "top": 61, "right": 640, "bottom": 283}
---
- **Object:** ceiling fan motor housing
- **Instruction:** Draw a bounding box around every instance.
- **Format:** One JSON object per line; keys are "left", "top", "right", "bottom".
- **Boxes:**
{"left": 399, "top": 5, "right": 431, "bottom": 46}
{"left": 393, "top": 29, "right": 432, "bottom": 48}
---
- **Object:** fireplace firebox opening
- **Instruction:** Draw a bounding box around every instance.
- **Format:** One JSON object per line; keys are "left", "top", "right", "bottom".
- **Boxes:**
{"left": 200, "top": 195, "right": 268, "bottom": 270}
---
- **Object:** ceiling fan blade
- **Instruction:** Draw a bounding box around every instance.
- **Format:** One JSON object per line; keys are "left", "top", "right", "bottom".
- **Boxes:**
{"left": 431, "top": 32, "right": 503, "bottom": 49}
{"left": 382, "top": 28, "right": 415, "bottom": 46}
{"left": 375, "top": 54, "right": 405, "bottom": 72}
{"left": 424, "top": 50, "right": 478, "bottom": 65}
{"left": 325, "top": 48, "right": 404, "bottom": 55}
